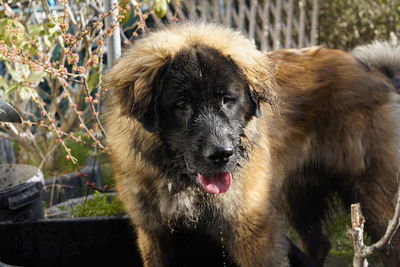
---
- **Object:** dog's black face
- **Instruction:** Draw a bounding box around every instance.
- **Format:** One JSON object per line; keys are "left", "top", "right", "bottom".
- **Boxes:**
{"left": 142, "top": 45, "right": 260, "bottom": 194}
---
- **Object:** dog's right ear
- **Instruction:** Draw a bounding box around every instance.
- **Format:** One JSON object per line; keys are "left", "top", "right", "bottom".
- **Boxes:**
{"left": 132, "top": 61, "right": 171, "bottom": 132}
{"left": 103, "top": 46, "right": 171, "bottom": 132}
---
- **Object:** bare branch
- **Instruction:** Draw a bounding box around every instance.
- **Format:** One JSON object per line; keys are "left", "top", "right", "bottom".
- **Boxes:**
{"left": 348, "top": 203, "right": 369, "bottom": 267}
{"left": 349, "top": 180, "right": 400, "bottom": 267}
{"left": 363, "top": 181, "right": 400, "bottom": 256}
{"left": 82, "top": 76, "right": 107, "bottom": 138}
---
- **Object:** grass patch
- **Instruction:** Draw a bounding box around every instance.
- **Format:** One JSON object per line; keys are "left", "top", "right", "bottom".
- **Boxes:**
{"left": 327, "top": 213, "right": 353, "bottom": 261}
{"left": 69, "top": 191, "right": 124, "bottom": 218}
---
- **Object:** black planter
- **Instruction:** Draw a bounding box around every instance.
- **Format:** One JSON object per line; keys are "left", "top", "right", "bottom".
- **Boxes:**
{"left": 0, "top": 215, "right": 316, "bottom": 267}
{"left": 0, "top": 216, "right": 141, "bottom": 267}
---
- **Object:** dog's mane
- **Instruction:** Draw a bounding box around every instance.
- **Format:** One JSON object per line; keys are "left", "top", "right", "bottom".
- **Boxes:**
{"left": 103, "top": 22, "right": 277, "bottom": 118}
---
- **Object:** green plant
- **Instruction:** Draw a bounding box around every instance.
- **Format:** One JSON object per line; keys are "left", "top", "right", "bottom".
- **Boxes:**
{"left": 70, "top": 191, "right": 124, "bottom": 218}
{"left": 327, "top": 213, "right": 353, "bottom": 261}
{"left": 318, "top": 0, "right": 399, "bottom": 49}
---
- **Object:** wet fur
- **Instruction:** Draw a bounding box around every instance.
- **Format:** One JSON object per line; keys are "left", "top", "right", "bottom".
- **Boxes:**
{"left": 104, "top": 23, "right": 288, "bottom": 267}
{"left": 104, "top": 23, "right": 400, "bottom": 267}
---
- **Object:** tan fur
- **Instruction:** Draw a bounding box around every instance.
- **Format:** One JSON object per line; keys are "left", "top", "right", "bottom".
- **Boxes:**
{"left": 268, "top": 47, "right": 400, "bottom": 266}
{"left": 105, "top": 23, "right": 400, "bottom": 266}
{"left": 104, "top": 23, "right": 288, "bottom": 266}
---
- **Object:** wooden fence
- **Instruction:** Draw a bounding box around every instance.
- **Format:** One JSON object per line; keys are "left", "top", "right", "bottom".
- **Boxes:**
{"left": 152, "top": 0, "right": 319, "bottom": 50}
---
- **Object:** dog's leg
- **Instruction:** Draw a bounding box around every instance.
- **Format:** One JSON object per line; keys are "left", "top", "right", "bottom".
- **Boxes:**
{"left": 227, "top": 213, "right": 290, "bottom": 267}
{"left": 136, "top": 226, "right": 170, "bottom": 267}
{"left": 282, "top": 173, "right": 331, "bottom": 267}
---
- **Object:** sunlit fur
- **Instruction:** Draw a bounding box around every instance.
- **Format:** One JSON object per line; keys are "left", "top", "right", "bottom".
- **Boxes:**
{"left": 104, "top": 23, "right": 288, "bottom": 267}
{"left": 105, "top": 22, "right": 400, "bottom": 267}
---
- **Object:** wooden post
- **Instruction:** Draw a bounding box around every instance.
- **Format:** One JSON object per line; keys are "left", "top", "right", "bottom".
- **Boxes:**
{"left": 104, "top": 0, "right": 121, "bottom": 70}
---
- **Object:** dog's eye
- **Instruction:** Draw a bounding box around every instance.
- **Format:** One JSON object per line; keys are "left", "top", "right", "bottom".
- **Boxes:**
{"left": 222, "top": 96, "right": 237, "bottom": 105}
{"left": 175, "top": 102, "right": 188, "bottom": 111}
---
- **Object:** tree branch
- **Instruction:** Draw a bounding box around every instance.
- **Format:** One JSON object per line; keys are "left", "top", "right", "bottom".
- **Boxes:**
{"left": 363, "top": 181, "right": 400, "bottom": 256}
{"left": 349, "top": 179, "right": 400, "bottom": 267}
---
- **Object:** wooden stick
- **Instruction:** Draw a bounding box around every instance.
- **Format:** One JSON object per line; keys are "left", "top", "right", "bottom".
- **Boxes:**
{"left": 349, "top": 180, "right": 400, "bottom": 267}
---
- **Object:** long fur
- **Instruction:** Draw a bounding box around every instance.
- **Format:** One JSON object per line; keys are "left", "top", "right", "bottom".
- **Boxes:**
{"left": 104, "top": 23, "right": 289, "bottom": 267}
{"left": 352, "top": 41, "right": 400, "bottom": 79}
{"left": 268, "top": 44, "right": 400, "bottom": 266}
{"left": 105, "top": 22, "right": 400, "bottom": 267}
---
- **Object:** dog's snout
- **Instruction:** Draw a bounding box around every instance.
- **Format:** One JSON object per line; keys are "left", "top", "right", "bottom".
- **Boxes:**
{"left": 206, "top": 146, "right": 234, "bottom": 165}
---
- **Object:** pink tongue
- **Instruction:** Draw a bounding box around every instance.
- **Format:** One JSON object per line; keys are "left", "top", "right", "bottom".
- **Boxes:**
{"left": 197, "top": 173, "right": 232, "bottom": 194}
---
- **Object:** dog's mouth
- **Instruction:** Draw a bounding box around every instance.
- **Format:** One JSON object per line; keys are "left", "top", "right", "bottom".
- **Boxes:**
{"left": 197, "top": 173, "right": 232, "bottom": 194}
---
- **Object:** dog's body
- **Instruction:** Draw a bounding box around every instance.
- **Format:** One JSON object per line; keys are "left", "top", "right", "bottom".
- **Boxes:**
{"left": 269, "top": 45, "right": 400, "bottom": 266}
{"left": 104, "top": 23, "right": 400, "bottom": 267}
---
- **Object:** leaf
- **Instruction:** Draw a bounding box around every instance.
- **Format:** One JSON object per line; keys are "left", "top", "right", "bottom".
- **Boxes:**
{"left": 121, "top": 7, "right": 131, "bottom": 24}
{"left": 19, "top": 86, "right": 31, "bottom": 100}
{"left": 5, "top": 83, "right": 20, "bottom": 94}
{"left": 28, "top": 71, "right": 47, "bottom": 84}
{"left": 87, "top": 72, "right": 100, "bottom": 92}
{"left": 5, "top": 62, "right": 22, "bottom": 82}
{"left": 5, "top": 62, "right": 30, "bottom": 83}
{"left": 0, "top": 18, "right": 27, "bottom": 45}
{"left": 5, "top": 84, "right": 31, "bottom": 100}
{"left": 153, "top": 0, "right": 168, "bottom": 18}
{"left": 28, "top": 24, "right": 45, "bottom": 37}
{"left": 0, "top": 76, "right": 8, "bottom": 90}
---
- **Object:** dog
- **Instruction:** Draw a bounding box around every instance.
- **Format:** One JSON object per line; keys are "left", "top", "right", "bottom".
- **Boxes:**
{"left": 268, "top": 42, "right": 400, "bottom": 266}
{"left": 104, "top": 23, "right": 289, "bottom": 267}
{"left": 104, "top": 22, "right": 400, "bottom": 266}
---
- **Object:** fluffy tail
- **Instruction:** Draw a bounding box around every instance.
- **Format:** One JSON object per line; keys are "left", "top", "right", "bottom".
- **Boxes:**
{"left": 352, "top": 41, "right": 400, "bottom": 89}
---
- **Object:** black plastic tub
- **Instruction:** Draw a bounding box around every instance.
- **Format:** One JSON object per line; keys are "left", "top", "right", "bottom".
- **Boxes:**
{"left": 0, "top": 216, "right": 141, "bottom": 266}
{"left": 0, "top": 164, "right": 44, "bottom": 222}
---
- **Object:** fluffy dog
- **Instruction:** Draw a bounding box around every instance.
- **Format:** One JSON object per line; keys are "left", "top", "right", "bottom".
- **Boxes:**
{"left": 269, "top": 42, "right": 400, "bottom": 266}
{"left": 104, "top": 23, "right": 288, "bottom": 267}
{"left": 104, "top": 22, "right": 400, "bottom": 267}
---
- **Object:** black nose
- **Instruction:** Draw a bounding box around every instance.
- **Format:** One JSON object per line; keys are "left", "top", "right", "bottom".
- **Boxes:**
{"left": 206, "top": 146, "right": 234, "bottom": 165}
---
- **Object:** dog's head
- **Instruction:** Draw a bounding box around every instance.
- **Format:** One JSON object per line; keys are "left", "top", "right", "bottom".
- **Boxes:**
{"left": 105, "top": 23, "right": 276, "bottom": 194}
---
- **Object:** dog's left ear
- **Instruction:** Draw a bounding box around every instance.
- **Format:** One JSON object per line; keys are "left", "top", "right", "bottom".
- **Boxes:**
{"left": 248, "top": 89, "right": 262, "bottom": 118}
{"left": 233, "top": 53, "right": 278, "bottom": 114}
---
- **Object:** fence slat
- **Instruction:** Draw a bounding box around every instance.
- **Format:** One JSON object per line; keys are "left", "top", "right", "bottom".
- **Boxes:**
{"left": 285, "top": 0, "right": 293, "bottom": 48}
{"left": 224, "top": 0, "right": 233, "bottom": 26}
{"left": 200, "top": 0, "right": 208, "bottom": 22}
{"left": 298, "top": 0, "right": 306, "bottom": 47}
{"left": 310, "top": 0, "right": 319, "bottom": 46}
{"left": 248, "top": 0, "right": 257, "bottom": 41}
{"left": 273, "top": 0, "right": 282, "bottom": 49}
